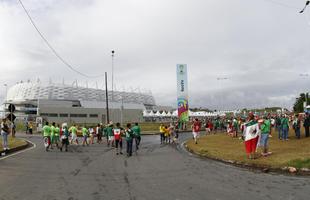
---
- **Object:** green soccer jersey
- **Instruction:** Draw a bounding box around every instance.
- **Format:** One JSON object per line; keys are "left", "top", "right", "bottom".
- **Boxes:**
{"left": 82, "top": 127, "right": 88, "bottom": 136}
{"left": 132, "top": 125, "right": 141, "bottom": 137}
{"left": 125, "top": 128, "right": 134, "bottom": 141}
{"left": 43, "top": 125, "right": 51, "bottom": 137}
{"left": 261, "top": 119, "right": 271, "bottom": 134}
{"left": 106, "top": 126, "right": 114, "bottom": 136}
{"left": 50, "top": 126, "right": 56, "bottom": 136}
{"left": 55, "top": 127, "right": 60, "bottom": 136}
{"left": 69, "top": 126, "right": 77, "bottom": 135}
{"left": 281, "top": 118, "right": 289, "bottom": 129}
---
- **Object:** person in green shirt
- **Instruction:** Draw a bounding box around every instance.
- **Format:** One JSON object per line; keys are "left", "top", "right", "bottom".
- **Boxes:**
{"left": 82, "top": 126, "right": 89, "bottom": 146}
{"left": 281, "top": 115, "right": 289, "bottom": 141}
{"left": 106, "top": 123, "right": 114, "bottom": 147}
{"left": 125, "top": 123, "right": 134, "bottom": 157}
{"left": 42, "top": 121, "right": 51, "bottom": 151}
{"left": 69, "top": 125, "right": 79, "bottom": 145}
{"left": 259, "top": 116, "right": 272, "bottom": 156}
{"left": 132, "top": 122, "right": 141, "bottom": 151}
{"left": 54, "top": 124, "right": 60, "bottom": 149}
{"left": 50, "top": 122, "right": 56, "bottom": 149}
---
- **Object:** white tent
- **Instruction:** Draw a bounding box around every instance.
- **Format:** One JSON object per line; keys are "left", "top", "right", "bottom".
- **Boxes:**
{"left": 155, "top": 111, "right": 161, "bottom": 117}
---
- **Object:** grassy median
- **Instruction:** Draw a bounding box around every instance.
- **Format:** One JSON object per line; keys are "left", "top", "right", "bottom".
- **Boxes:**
{"left": 0, "top": 136, "right": 28, "bottom": 150}
{"left": 186, "top": 129, "right": 310, "bottom": 169}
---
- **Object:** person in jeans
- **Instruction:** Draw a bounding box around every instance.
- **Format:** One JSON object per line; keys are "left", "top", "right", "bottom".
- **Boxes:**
{"left": 132, "top": 123, "right": 141, "bottom": 151}
{"left": 304, "top": 113, "right": 310, "bottom": 138}
{"left": 293, "top": 114, "right": 301, "bottom": 139}
{"left": 275, "top": 116, "right": 282, "bottom": 140}
{"left": 259, "top": 116, "right": 272, "bottom": 156}
{"left": 125, "top": 123, "right": 134, "bottom": 157}
{"left": 281, "top": 114, "right": 289, "bottom": 141}
{"left": 114, "top": 123, "right": 124, "bottom": 155}
{"left": 159, "top": 124, "right": 165, "bottom": 144}
{"left": 1, "top": 118, "right": 10, "bottom": 152}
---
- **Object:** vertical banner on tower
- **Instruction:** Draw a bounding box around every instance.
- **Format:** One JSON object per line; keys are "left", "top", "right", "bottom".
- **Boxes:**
{"left": 176, "top": 64, "right": 189, "bottom": 122}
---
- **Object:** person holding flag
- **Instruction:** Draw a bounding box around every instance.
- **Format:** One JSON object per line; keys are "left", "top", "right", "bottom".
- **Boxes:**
{"left": 243, "top": 112, "right": 260, "bottom": 159}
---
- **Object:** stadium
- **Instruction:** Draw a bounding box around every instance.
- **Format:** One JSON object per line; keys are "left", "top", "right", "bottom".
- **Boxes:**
{"left": 4, "top": 80, "right": 156, "bottom": 125}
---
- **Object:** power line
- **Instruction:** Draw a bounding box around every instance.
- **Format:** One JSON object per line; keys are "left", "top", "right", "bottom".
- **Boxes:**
{"left": 261, "top": 0, "right": 300, "bottom": 10}
{"left": 17, "top": 0, "right": 105, "bottom": 78}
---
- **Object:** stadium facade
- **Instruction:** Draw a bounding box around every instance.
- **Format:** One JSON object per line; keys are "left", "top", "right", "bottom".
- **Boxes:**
{"left": 4, "top": 81, "right": 156, "bottom": 124}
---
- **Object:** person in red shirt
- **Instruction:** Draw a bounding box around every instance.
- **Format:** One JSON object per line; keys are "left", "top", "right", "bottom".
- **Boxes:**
{"left": 113, "top": 122, "right": 124, "bottom": 155}
{"left": 192, "top": 118, "right": 201, "bottom": 144}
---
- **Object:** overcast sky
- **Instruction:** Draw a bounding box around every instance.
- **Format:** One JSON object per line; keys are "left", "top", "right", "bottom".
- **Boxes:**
{"left": 1, "top": 0, "right": 310, "bottom": 110}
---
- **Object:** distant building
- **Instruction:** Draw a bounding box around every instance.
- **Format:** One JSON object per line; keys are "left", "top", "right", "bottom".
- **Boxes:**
{"left": 4, "top": 81, "right": 156, "bottom": 124}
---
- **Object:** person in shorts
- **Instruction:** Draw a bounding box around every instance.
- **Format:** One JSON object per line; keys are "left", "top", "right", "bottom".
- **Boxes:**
{"left": 69, "top": 124, "right": 79, "bottom": 145}
{"left": 42, "top": 121, "right": 51, "bottom": 151}
{"left": 106, "top": 122, "right": 114, "bottom": 147}
{"left": 192, "top": 118, "right": 201, "bottom": 144}
{"left": 82, "top": 126, "right": 89, "bottom": 146}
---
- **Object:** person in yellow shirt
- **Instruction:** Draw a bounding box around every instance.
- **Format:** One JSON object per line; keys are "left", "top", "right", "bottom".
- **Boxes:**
{"left": 159, "top": 124, "right": 165, "bottom": 144}
{"left": 164, "top": 125, "right": 170, "bottom": 144}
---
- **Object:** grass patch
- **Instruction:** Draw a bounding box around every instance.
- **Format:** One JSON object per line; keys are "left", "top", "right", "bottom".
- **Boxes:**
{"left": 186, "top": 129, "right": 310, "bottom": 169}
{"left": 0, "top": 136, "right": 28, "bottom": 150}
{"left": 288, "top": 159, "right": 310, "bottom": 169}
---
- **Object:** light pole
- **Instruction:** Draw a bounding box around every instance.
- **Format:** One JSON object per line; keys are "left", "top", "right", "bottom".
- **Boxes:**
{"left": 105, "top": 72, "right": 110, "bottom": 124}
{"left": 111, "top": 50, "right": 115, "bottom": 122}
{"left": 111, "top": 50, "right": 115, "bottom": 101}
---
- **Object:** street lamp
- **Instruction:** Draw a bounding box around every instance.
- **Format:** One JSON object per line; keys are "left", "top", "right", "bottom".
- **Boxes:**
{"left": 111, "top": 50, "right": 115, "bottom": 101}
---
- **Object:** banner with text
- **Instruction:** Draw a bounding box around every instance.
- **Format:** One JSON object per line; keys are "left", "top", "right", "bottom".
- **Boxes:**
{"left": 176, "top": 64, "right": 189, "bottom": 122}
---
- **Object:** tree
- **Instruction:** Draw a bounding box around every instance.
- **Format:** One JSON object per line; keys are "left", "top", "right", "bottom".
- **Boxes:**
{"left": 293, "top": 93, "right": 309, "bottom": 113}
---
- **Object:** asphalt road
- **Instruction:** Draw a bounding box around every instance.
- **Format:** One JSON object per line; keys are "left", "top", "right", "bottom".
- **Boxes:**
{"left": 0, "top": 133, "right": 309, "bottom": 200}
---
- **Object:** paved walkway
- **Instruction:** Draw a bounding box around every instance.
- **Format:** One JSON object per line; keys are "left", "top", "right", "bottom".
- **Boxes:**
{"left": 0, "top": 134, "right": 309, "bottom": 200}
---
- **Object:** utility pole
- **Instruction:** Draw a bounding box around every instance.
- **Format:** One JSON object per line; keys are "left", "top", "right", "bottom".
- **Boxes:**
{"left": 105, "top": 72, "right": 110, "bottom": 124}
{"left": 111, "top": 50, "right": 115, "bottom": 101}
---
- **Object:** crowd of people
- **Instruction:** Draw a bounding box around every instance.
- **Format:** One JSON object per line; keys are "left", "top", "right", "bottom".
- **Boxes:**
{"left": 159, "top": 123, "right": 179, "bottom": 144}
{"left": 189, "top": 112, "right": 310, "bottom": 159}
{"left": 41, "top": 121, "right": 142, "bottom": 157}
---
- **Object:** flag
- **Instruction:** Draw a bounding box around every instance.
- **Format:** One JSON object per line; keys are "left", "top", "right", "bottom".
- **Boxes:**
{"left": 176, "top": 64, "right": 189, "bottom": 122}
{"left": 243, "top": 120, "right": 261, "bottom": 154}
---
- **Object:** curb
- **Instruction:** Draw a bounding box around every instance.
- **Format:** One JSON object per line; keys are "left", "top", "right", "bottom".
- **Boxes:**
{"left": 142, "top": 130, "right": 191, "bottom": 135}
{"left": 0, "top": 139, "right": 31, "bottom": 157}
{"left": 183, "top": 142, "right": 310, "bottom": 176}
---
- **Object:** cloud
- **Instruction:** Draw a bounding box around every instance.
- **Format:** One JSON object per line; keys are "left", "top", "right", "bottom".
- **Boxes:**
{"left": 0, "top": 0, "right": 310, "bottom": 110}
